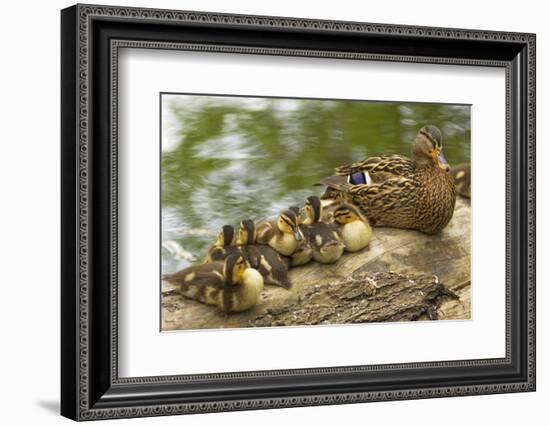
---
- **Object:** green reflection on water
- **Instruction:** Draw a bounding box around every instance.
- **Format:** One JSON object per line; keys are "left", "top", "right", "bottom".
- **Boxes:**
{"left": 162, "top": 95, "right": 470, "bottom": 273}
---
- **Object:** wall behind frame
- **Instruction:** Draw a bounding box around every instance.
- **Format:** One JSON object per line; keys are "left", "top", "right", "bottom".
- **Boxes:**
{"left": 0, "top": 0, "right": 545, "bottom": 425}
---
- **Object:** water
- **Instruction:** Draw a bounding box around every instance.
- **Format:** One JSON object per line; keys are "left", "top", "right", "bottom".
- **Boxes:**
{"left": 161, "top": 95, "right": 470, "bottom": 273}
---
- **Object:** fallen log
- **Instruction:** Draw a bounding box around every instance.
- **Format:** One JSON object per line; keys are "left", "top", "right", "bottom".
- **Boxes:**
{"left": 251, "top": 271, "right": 458, "bottom": 327}
{"left": 162, "top": 197, "right": 471, "bottom": 331}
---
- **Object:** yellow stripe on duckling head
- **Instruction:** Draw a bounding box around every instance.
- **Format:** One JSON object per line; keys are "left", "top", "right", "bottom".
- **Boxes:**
{"left": 333, "top": 203, "right": 364, "bottom": 224}
{"left": 305, "top": 196, "right": 322, "bottom": 222}
{"left": 278, "top": 210, "right": 303, "bottom": 241}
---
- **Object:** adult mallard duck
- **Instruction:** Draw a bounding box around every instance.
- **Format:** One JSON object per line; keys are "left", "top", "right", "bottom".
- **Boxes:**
{"left": 163, "top": 254, "right": 264, "bottom": 313}
{"left": 322, "top": 125, "right": 456, "bottom": 235}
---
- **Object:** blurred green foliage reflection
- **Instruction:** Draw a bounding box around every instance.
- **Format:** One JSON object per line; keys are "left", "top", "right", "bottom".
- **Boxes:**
{"left": 161, "top": 95, "right": 470, "bottom": 272}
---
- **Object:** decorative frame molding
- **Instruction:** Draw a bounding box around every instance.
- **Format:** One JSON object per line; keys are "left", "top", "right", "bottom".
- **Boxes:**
{"left": 61, "top": 3, "right": 535, "bottom": 421}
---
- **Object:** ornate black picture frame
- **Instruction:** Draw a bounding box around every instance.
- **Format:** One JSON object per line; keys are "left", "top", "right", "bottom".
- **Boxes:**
{"left": 61, "top": 4, "right": 536, "bottom": 421}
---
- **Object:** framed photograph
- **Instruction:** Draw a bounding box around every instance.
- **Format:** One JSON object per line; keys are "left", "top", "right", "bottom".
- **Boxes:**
{"left": 61, "top": 4, "right": 536, "bottom": 421}
{"left": 160, "top": 93, "right": 472, "bottom": 332}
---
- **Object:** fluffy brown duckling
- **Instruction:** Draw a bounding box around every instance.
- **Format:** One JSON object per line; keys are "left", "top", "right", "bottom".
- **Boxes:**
{"left": 449, "top": 163, "right": 471, "bottom": 198}
{"left": 163, "top": 254, "right": 264, "bottom": 313}
{"left": 318, "top": 198, "right": 345, "bottom": 222}
{"left": 302, "top": 196, "right": 345, "bottom": 264}
{"left": 204, "top": 224, "right": 241, "bottom": 263}
{"left": 332, "top": 203, "right": 372, "bottom": 252}
{"left": 288, "top": 205, "right": 313, "bottom": 266}
{"left": 236, "top": 219, "right": 292, "bottom": 288}
{"left": 289, "top": 240, "right": 313, "bottom": 267}
{"left": 256, "top": 209, "right": 304, "bottom": 257}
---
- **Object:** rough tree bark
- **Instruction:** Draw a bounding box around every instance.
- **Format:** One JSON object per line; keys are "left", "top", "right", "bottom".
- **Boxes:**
{"left": 162, "top": 197, "right": 471, "bottom": 330}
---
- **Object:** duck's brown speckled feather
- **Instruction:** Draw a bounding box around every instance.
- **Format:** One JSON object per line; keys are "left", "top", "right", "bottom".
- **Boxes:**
{"left": 324, "top": 161, "right": 456, "bottom": 235}
{"left": 336, "top": 154, "right": 415, "bottom": 182}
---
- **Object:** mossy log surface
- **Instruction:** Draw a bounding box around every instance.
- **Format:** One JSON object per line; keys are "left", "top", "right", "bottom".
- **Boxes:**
{"left": 162, "top": 197, "right": 471, "bottom": 331}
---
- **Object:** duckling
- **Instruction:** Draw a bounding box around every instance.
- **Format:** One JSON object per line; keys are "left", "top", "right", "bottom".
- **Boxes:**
{"left": 163, "top": 254, "right": 264, "bottom": 313}
{"left": 332, "top": 203, "right": 372, "bottom": 252}
{"left": 288, "top": 205, "right": 313, "bottom": 266}
{"left": 449, "top": 163, "right": 471, "bottom": 198}
{"left": 302, "top": 196, "right": 345, "bottom": 264}
{"left": 319, "top": 198, "right": 344, "bottom": 223}
{"left": 289, "top": 240, "right": 313, "bottom": 266}
{"left": 204, "top": 225, "right": 241, "bottom": 263}
{"left": 256, "top": 209, "right": 304, "bottom": 257}
{"left": 236, "top": 219, "right": 292, "bottom": 288}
